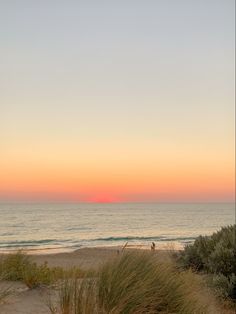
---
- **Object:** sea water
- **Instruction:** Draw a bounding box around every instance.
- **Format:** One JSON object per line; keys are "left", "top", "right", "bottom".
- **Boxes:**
{"left": 0, "top": 203, "right": 234, "bottom": 253}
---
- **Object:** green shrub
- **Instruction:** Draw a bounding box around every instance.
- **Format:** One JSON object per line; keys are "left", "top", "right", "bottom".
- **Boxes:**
{"left": 212, "top": 273, "right": 236, "bottom": 299}
{"left": 0, "top": 251, "right": 81, "bottom": 289}
{"left": 208, "top": 243, "right": 235, "bottom": 276}
{"left": 181, "top": 225, "right": 235, "bottom": 274}
{"left": 0, "top": 251, "right": 31, "bottom": 281}
{"left": 180, "top": 225, "right": 236, "bottom": 300}
{"left": 23, "top": 261, "right": 56, "bottom": 288}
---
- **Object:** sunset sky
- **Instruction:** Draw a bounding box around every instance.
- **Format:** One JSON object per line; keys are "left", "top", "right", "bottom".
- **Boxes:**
{"left": 0, "top": 1, "right": 235, "bottom": 202}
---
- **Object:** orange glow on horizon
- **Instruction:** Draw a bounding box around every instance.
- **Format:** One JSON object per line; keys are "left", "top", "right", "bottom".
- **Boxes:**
{"left": 0, "top": 169, "right": 234, "bottom": 203}
{"left": 0, "top": 137, "right": 234, "bottom": 203}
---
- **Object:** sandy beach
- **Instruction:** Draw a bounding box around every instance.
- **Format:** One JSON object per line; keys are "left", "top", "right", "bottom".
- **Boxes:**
{"left": 31, "top": 246, "right": 125, "bottom": 269}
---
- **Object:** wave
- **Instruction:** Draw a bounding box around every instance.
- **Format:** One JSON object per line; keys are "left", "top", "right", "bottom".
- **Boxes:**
{"left": 0, "top": 235, "right": 196, "bottom": 249}
{"left": 90, "top": 236, "right": 196, "bottom": 242}
{"left": 0, "top": 239, "right": 60, "bottom": 248}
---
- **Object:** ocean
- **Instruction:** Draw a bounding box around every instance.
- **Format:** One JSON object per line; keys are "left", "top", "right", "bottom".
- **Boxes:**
{"left": 0, "top": 203, "right": 234, "bottom": 253}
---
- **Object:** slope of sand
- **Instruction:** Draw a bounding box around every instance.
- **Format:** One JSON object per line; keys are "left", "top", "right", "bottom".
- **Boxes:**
{"left": 0, "top": 282, "right": 50, "bottom": 314}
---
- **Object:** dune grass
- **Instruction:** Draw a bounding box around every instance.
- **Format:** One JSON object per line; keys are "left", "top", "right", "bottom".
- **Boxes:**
{"left": 0, "top": 251, "right": 31, "bottom": 281}
{"left": 0, "top": 251, "right": 85, "bottom": 289}
{"left": 97, "top": 252, "right": 209, "bottom": 314}
{"left": 51, "top": 276, "right": 97, "bottom": 314}
{"left": 1, "top": 249, "right": 233, "bottom": 313}
{"left": 50, "top": 251, "right": 211, "bottom": 314}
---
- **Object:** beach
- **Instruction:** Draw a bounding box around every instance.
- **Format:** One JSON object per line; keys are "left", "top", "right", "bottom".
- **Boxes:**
{"left": 29, "top": 247, "right": 128, "bottom": 269}
{"left": 0, "top": 246, "right": 169, "bottom": 269}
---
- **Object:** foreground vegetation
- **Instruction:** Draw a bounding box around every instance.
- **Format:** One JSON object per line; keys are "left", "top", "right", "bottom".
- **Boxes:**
{"left": 0, "top": 251, "right": 213, "bottom": 313}
{"left": 49, "top": 252, "right": 210, "bottom": 314}
{"left": 180, "top": 225, "right": 236, "bottom": 300}
{"left": 0, "top": 225, "right": 235, "bottom": 313}
{"left": 0, "top": 251, "right": 86, "bottom": 289}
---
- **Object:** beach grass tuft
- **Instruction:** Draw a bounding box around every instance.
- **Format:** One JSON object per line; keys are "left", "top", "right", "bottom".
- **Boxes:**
{"left": 97, "top": 251, "right": 208, "bottom": 314}
{"left": 0, "top": 250, "right": 31, "bottom": 281}
{"left": 0, "top": 251, "right": 84, "bottom": 289}
{"left": 51, "top": 251, "right": 210, "bottom": 314}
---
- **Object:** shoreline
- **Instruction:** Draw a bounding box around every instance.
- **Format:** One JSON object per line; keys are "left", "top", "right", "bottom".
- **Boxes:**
{"left": 0, "top": 242, "right": 183, "bottom": 256}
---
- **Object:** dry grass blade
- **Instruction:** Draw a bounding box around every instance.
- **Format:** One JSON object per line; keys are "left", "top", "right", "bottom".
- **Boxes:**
{"left": 51, "top": 252, "right": 211, "bottom": 313}
{"left": 97, "top": 251, "right": 210, "bottom": 314}
{"left": 52, "top": 275, "right": 98, "bottom": 314}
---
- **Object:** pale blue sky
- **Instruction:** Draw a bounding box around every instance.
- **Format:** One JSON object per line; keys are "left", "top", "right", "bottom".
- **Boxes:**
{"left": 1, "top": 0, "right": 234, "bottom": 139}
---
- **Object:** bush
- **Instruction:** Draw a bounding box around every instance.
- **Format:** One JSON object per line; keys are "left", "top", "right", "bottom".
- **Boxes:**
{"left": 180, "top": 225, "right": 236, "bottom": 300}
{"left": 208, "top": 243, "right": 235, "bottom": 276}
{"left": 212, "top": 274, "right": 236, "bottom": 300}
{"left": 23, "top": 261, "right": 56, "bottom": 288}
{"left": 0, "top": 251, "right": 73, "bottom": 289}
{"left": 0, "top": 251, "right": 31, "bottom": 281}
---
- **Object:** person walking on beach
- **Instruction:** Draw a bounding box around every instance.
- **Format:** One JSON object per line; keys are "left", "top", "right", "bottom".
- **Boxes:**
{"left": 151, "top": 242, "right": 155, "bottom": 251}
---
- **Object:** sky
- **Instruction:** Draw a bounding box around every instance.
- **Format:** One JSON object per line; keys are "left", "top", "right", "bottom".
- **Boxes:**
{"left": 0, "top": 0, "right": 235, "bottom": 203}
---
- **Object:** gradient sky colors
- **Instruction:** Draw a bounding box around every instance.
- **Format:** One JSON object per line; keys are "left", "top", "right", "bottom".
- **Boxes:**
{"left": 0, "top": 1, "right": 235, "bottom": 202}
